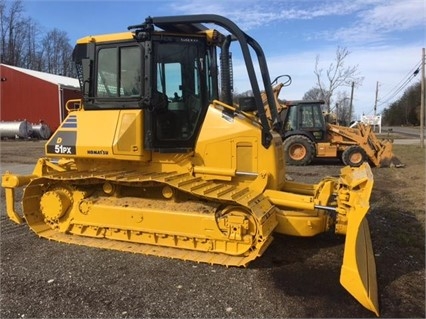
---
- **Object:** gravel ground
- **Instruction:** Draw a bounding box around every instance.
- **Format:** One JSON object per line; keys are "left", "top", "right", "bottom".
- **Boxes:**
{"left": 0, "top": 140, "right": 424, "bottom": 318}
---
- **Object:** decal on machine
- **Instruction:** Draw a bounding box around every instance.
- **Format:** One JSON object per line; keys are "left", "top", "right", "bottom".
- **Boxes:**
{"left": 87, "top": 149, "right": 109, "bottom": 155}
{"left": 61, "top": 115, "right": 77, "bottom": 128}
{"left": 46, "top": 131, "right": 77, "bottom": 155}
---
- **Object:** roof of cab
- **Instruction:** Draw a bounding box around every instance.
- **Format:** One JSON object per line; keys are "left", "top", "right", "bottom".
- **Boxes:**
{"left": 76, "top": 32, "right": 134, "bottom": 44}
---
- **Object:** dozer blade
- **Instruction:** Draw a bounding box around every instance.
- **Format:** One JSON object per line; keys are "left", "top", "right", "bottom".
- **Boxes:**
{"left": 338, "top": 163, "right": 379, "bottom": 316}
{"left": 341, "top": 219, "right": 379, "bottom": 316}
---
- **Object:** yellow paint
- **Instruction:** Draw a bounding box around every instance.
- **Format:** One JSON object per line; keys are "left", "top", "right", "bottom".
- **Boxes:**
{"left": 1, "top": 21, "right": 380, "bottom": 315}
{"left": 77, "top": 32, "right": 134, "bottom": 44}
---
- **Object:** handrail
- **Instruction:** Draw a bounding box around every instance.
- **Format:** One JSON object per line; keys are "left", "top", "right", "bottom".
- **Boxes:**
{"left": 65, "top": 99, "right": 83, "bottom": 112}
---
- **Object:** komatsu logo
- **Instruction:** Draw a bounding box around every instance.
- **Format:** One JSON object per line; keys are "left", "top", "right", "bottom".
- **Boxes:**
{"left": 180, "top": 38, "right": 199, "bottom": 43}
{"left": 87, "top": 150, "right": 109, "bottom": 155}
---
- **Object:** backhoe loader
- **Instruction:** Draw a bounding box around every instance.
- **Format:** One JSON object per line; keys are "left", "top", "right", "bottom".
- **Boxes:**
{"left": 262, "top": 82, "right": 403, "bottom": 167}
{"left": 1, "top": 15, "right": 378, "bottom": 315}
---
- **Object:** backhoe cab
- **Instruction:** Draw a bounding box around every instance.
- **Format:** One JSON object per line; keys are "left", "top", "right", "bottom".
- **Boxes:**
{"left": 2, "top": 15, "right": 379, "bottom": 315}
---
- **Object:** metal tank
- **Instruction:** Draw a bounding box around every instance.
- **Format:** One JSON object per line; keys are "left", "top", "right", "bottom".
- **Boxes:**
{"left": 0, "top": 120, "right": 33, "bottom": 139}
{"left": 31, "top": 122, "right": 52, "bottom": 139}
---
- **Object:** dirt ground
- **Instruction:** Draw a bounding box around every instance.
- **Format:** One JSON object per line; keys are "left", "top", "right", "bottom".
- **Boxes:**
{"left": 0, "top": 140, "right": 424, "bottom": 318}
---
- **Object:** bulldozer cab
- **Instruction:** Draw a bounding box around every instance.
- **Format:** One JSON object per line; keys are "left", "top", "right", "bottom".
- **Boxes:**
{"left": 73, "top": 28, "right": 213, "bottom": 153}
{"left": 281, "top": 101, "right": 328, "bottom": 142}
{"left": 72, "top": 15, "right": 280, "bottom": 155}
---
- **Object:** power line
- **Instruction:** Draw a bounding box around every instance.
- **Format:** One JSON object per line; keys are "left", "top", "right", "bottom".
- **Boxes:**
{"left": 377, "top": 60, "right": 421, "bottom": 108}
{"left": 364, "top": 61, "right": 422, "bottom": 116}
{"left": 379, "top": 60, "right": 421, "bottom": 100}
{"left": 378, "top": 71, "right": 419, "bottom": 108}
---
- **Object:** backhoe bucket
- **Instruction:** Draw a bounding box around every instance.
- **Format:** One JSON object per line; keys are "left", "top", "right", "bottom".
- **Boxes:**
{"left": 338, "top": 163, "right": 379, "bottom": 316}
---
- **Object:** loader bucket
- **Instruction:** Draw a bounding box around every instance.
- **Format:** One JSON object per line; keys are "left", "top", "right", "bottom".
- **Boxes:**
{"left": 338, "top": 163, "right": 379, "bottom": 316}
{"left": 378, "top": 151, "right": 405, "bottom": 168}
{"left": 377, "top": 140, "right": 405, "bottom": 168}
{"left": 379, "top": 155, "right": 404, "bottom": 168}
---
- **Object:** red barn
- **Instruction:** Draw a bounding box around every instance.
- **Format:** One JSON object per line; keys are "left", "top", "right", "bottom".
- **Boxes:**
{"left": 0, "top": 63, "right": 82, "bottom": 132}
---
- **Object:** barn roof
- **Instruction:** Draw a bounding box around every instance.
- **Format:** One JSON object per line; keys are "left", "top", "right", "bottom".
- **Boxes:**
{"left": 1, "top": 63, "right": 80, "bottom": 89}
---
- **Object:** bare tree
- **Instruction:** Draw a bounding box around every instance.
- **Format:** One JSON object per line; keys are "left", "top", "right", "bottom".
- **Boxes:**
{"left": 0, "top": 0, "right": 25, "bottom": 65}
{"left": 1, "top": 0, "right": 41, "bottom": 69}
{"left": 0, "top": 0, "right": 5, "bottom": 61}
{"left": 21, "top": 16, "right": 40, "bottom": 69}
{"left": 334, "top": 91, "right": 353, "bottom": 126}
{"left": 41, "top": 28, "right": 74, "bottom": 76}
{"left": 314, "top": 46, "right": 363, "bottom": 112}
{"left": 1, "top": 0, "right": 74, "bottom": 76}
{"left": 302, "top": 87, "right": 328, "bottom": 102}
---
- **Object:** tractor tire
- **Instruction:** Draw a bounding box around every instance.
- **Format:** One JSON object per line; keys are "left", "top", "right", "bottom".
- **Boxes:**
{"left": 341, "top": 145, "right": 367, "bottom": 167}
{"left": 283, "top": 135, "right": 315, "bottom": 166}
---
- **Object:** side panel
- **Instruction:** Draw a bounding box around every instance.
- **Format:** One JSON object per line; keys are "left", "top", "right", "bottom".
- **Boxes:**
{"left": 195, "top": 106, "right": 285, "bottom": 189}
{"left": 316, "top": 142, "right": 338, "bottom": 157}
{"left": 112, "top": 111, "right": 145, "bottom": 156}
{"left": 46, "top": 110, "right": 151, "bottom": 161}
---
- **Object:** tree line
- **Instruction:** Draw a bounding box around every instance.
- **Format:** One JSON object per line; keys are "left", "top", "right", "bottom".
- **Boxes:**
{"left": 0, "top": 0, "right": 74, "bottom": 76}
{"left": 382, "top": 81, "right": 422, "bottom": 126}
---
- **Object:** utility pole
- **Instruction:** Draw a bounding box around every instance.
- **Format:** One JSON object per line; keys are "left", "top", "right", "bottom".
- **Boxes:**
{"left": 373, "top": 81, "right": 379, "bottom": 116}
{"left": 373, "top": 81, "right": 379, "bottom": 132}
{"left": 421, "top": 48, "right": 425, "bottom": 149}
{"left": 349, "top": 81, "right": 354, "bottom": 124}
{"left": 335, "top": 102, "right": 339, "bottom": 125}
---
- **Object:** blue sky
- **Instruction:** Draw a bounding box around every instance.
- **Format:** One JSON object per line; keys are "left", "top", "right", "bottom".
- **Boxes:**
{"left": 23, "top": 0, "right": 425, "bottom": 118}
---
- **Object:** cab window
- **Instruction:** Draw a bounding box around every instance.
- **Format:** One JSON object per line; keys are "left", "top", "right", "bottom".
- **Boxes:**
{"left": 96, "top": 46, "right": 141, "bottom": 98}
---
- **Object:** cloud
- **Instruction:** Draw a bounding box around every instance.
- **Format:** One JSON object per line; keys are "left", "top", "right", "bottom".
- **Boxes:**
{"left": 327, "top": 0, "right": 425, "bottom": 45}
{"left": 169, "top": 0, "right": 424, "bottom": 44}
{"left": 361, "top": 1, "right": 425, "bottom": 31}
{"left": 168, "top": 0, "right": 361, "bottom": 29}
{"left": 166, "top": 0, "right": 423, "bottom": 116}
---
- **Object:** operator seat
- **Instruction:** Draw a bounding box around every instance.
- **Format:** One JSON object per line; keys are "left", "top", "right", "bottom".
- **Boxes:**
{"left": 153, "top": 91, "right": 177, "bottom": 140}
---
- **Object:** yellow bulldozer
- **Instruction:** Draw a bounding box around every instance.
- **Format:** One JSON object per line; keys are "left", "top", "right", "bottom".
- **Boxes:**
{"left": 1, "top": 15, "right": 379, "bottom": 315}
{"left": 262, "top": 81, "right": 404, "bottom": 167}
